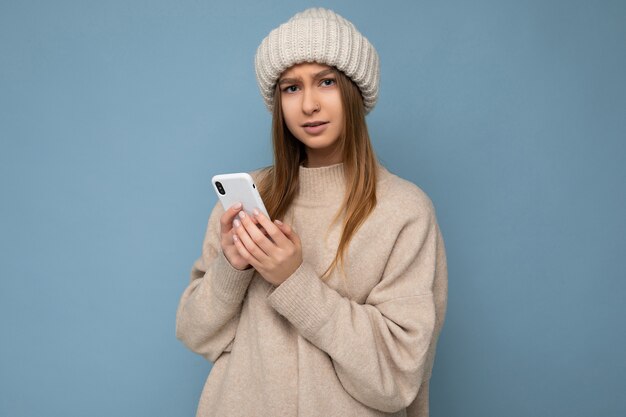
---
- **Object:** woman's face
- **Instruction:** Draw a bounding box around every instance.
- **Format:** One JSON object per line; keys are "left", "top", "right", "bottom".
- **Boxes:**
{"left": 278, "top": 62, "right": 344, "bottom": 167}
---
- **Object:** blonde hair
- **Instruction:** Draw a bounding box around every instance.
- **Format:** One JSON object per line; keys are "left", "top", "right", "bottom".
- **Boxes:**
{"left": 257, "top": 67, "right": 378, "bottom": 280}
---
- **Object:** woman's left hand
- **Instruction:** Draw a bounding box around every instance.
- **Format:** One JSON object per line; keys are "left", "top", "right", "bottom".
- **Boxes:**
{"left": 231, "top": 209, "right": 302, "bottom": 286}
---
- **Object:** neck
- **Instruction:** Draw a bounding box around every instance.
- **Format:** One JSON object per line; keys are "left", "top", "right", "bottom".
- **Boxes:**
{"left": 303, "top": 146, "right": 342, "bottom": 168}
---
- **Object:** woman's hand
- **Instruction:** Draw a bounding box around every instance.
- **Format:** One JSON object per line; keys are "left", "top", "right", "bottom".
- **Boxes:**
{"left": 219, "top": 203, "right": 256, "bottom": 270}
{"left": 231, "top": 209, "right": 302, "bottom": 286}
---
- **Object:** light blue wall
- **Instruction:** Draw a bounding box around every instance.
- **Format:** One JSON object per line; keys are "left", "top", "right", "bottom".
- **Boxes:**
{"left": 1, "top": 0, "right": 624, "bottom": 416}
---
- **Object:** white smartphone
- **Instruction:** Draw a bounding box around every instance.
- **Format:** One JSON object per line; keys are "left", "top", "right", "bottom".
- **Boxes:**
{"left": 211, "top": 173, "right": 270, "bottom": 220}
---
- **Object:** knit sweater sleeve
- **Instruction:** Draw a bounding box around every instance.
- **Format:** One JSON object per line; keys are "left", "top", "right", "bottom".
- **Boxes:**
{"left": 175, "top": 202, "right": 255, "bottom": 362}
{"left": 267, "top": 197, "right": 442, "bottom": 413}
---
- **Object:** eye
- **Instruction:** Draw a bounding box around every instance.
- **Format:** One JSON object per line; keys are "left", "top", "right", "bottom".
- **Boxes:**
{"left": 321, "top": 78, "right": 336, "bottom": 87}
{"left": 282, "top": 85, "right": 299, "bottom": 93}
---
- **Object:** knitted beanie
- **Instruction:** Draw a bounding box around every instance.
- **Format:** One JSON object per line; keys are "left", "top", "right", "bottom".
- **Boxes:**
{"left": 254, "top": 8, "right": 380, "bottom": 115}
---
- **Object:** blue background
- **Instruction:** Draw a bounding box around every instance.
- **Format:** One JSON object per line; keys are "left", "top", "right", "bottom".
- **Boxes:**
{"left": 1, "top": 0, "right": 625, "bottom": 416}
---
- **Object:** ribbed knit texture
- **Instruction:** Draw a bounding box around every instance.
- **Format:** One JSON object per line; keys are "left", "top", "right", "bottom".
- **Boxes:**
{"left": 176, "top": 163, "right": 448, "bottom": 417}
{"left": 295, "top": 161, "right": 346, "bottom": 204}
{"left": 255, "top": 7, "right": 380, "bottom": 114}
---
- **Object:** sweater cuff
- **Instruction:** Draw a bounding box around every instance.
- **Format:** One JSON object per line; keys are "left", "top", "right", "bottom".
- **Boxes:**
{"left": 210, "top": 251, "right": 255, "bottom": 304}
{"left": 267, "top": 262, "right": 341, "bottom": 339}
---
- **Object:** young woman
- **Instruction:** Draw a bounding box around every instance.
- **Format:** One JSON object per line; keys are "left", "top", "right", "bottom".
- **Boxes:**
{"left": 176, "top": 8, "right": 448, "bottom": 417}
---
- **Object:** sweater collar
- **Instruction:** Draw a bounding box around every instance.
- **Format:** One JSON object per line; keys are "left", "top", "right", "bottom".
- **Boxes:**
{"left": 295, "top": 162, "right": 346, "bottom": 204}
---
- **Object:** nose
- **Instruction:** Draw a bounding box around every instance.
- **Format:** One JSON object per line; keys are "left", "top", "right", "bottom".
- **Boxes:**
{"left": 301, "top": 88, "right": 320, "bottom": 115}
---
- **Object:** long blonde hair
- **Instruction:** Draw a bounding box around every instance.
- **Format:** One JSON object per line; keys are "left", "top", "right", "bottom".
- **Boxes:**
{"left": 257, "top": 67, "right": 378, "bottom": 280}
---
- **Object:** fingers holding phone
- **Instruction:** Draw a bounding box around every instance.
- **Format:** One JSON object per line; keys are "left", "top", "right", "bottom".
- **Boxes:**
{"left": 219, "top": 202, "right": 252, "bottom": 270}
{"left": 231, "top": 209, "right": 302, "bottom": 286}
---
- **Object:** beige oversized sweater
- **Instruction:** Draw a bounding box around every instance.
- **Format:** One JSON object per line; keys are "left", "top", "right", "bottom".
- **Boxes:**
{"left": 176, "top": 163, "right": 448, "bottom": 417}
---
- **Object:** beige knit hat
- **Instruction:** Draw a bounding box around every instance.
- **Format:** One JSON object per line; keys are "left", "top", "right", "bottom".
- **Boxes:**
{"left": 254, "top": 7, "right": 380, "bottom": 115}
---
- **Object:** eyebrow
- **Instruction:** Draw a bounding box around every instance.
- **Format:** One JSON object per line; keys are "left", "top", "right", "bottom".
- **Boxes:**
{"left": 278, "top": 68, "right": 337, "bottom": 85}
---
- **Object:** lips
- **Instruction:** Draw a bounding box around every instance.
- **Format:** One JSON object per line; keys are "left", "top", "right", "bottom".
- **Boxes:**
{"left": 302, "top": 122, "right": 329, "bottom": 135}
{"left": 302, "top": 121, "right": 328, "bottom": 127}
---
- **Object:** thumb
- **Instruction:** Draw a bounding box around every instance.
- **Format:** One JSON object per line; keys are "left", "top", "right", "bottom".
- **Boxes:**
{"left": 274, "top": 220, "right": 300, "bottom": 244}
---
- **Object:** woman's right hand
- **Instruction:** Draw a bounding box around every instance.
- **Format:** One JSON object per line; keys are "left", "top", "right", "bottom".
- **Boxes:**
{"left": 219, "top": 203, "right": 252, "bottom": 270}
